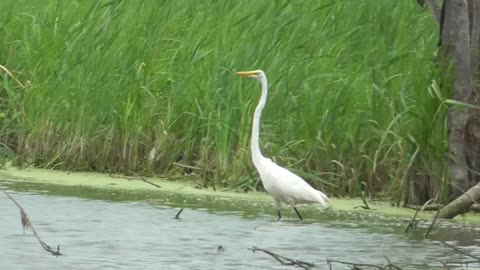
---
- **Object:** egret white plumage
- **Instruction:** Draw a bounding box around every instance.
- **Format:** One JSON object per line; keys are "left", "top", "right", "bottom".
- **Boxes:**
{"left": 236, "top": 70, "right": 329, "bottom": 220}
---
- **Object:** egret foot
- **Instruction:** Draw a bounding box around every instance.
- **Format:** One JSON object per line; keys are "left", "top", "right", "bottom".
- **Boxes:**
{"left": 293, "top": 207, "right": 303, "bottom": 220}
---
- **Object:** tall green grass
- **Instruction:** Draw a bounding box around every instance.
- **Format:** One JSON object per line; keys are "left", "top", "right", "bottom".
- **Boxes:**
{"left": 0, "top": 0, "right": 448, "bottom": 202}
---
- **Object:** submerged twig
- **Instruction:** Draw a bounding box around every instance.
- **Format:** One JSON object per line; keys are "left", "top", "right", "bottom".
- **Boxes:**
{"left": 327, "top": 258, "right": 384, "bottom": 269}
{"left": 173, "top": 208, "right": 184, "bottom": 219}
{"left": 383, "top": 256, "right": 403, "bottom": 270}
{"left": 109, "top": 174, "right": 185, "bottom": 220}
{"left": 249, "top": 246, "right": 315, "bottom": 270}
{"left": 405, "top": 206, "right": 420, "bottom": 234}
{"left": 441, "top": 241, "right": 480, "bottom": 261}
{"left": 425, "top": 208, "right": 441, "bottom": 238}
{"left": 405, "top": 198, "right": 437, "bottom": 234}
{"left": 327, "top": 257, "right": 403, "bottom": 270}
{"left": 1, "top": 187, "right": 62, "bottom": 256}
{"left": 437, "top": 240, "right": 480, "bottom": 267}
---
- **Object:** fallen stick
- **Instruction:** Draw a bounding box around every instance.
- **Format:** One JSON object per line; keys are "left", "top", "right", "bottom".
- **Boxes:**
{"left": 327, "top": 258, "right": 385, "bottom": 269}
{"left": 172, "top": 162, "right": 211, "bottom": 172}
{"left": 1, "top": 187, "right": 62, "bottom": 256}
{"left": 406, "top": 204, "right": 443, "bottom": 211}
{"left": 249, "top": 246, "right": 315, "bottom": 270}
{"left": 327, "top": 257, "right": 403, "bottom": 270}
{"left": 108, "top": 174, "right": 162, "bottom": 188}
{"left": 138, "top": 177, "right": 162, "bottom": 188}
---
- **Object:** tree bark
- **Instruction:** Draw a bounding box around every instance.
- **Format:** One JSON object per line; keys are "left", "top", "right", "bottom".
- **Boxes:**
{"left": 470, "top": 0, "right": 480, "bottom": 86}
{"left": 436, "top": 0, "right": 480, "bottom": 218}
{"left": 417, "top": 0, "right": 480, "bottom": 218}
{"left": 469, "top": 1, "right": 480, "bottom": 70}
{"left": 438, "top": 181, "right": 480, "bottom": 218}
{"left": 428, "top": 0, "right": 442, "bottom": 25}
{"left": 464, "top": 0, "right": 480, "bottom": 196}
{"left": 442, "top": 0, "right": 473, "bottom": 198}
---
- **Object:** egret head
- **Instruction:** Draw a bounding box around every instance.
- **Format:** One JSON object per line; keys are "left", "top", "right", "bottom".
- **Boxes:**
{"left": 235, "top": 70, "right": 265, "bottom": 80}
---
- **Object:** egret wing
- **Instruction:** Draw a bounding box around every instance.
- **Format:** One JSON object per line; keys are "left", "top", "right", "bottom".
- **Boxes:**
{"left": 262, "top": 160, "right": 328, "bottom": 206}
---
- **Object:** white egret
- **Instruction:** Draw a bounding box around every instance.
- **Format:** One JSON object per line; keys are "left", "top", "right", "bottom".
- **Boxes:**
{"left": 236, "top": 70, "right": 329, "bottom": 220}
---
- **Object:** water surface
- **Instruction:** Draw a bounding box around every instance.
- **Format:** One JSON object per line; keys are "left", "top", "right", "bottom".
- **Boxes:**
{"left": 1, "top": 180, "right": 479, "bottom": 269}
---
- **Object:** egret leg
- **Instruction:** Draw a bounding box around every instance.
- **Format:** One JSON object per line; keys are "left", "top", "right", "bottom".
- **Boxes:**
{"left": 293, "top": 207, "right": 303, "bottom": 220}
{"left": 274, "top": 198, "right": 282, "bottom": 221}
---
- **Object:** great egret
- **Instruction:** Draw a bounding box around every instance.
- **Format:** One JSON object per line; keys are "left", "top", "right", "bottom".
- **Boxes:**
{"left": 236, "top": 70, "right": 329, "bottom": 220}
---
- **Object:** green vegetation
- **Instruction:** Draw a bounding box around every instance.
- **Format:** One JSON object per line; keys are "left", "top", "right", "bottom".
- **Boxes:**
{"left": 0, "top": 1, "right": 447, "bottom": 201}
{"left": 3, "top": 166, "right": 480, "bottom": 224}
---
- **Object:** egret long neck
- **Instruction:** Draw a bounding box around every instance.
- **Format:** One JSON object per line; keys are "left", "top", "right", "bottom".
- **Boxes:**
{"left": 251, "top": 77, "right": 268, "bottom": 167}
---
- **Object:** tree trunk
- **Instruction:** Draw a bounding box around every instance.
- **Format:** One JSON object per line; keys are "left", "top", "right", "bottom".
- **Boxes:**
{"left": 438, "top": 181, "right": 480, "bottom": 218}
{"left": 442, "top": 0, "right": 473, "bottom": 198}
{"left": 462, "top": 0, "right": 480, "bottom": 206}
{"left": 469, "top": 1, "right": 480, "bottom": 71}
{"left": 429, "top": 0, "right": 442, "bottom": 25}
{"left": 420, "top": 0, "right": 480, "bottom": 218}
{"left": 432, "top": 0, "right": 480, "bottom": 219}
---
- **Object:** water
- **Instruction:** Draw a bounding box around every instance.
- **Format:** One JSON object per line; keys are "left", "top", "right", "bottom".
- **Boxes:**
{"left": 1, "top": 180, "right": 480, "bottom": 270}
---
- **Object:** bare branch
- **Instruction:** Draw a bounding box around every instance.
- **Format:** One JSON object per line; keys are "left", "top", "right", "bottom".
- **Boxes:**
{"left": 326, "top": 258, "right": 403, "bottom": 270}
{"left": 441, "top": 240, "right": 480, "bottom": 260}
{"left": 249, "top": 246, "right": 315, "bottom": 270}
{"left": 139, "top": 177, "right": 162, "bottom": 188}
{"left": 173, "top": 208, "right": 184, "bottom": 219}
{"left": 407, "top": 203, "right": 444, "bottom": 212}
{"left": 425, "top": 208, "right": 441, "bottom": 238}
{"left": 1, "top": 187, "right": 62, "bottom": 256}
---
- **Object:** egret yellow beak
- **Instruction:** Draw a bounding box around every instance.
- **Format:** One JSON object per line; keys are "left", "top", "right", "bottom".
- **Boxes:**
{"left": 235, "top": 70, "right": 260, "bottom": 77}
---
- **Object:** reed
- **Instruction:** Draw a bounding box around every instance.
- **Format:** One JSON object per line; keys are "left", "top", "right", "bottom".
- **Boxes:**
{"left": 0, "top": 0, "right": 447, "bottom": 200}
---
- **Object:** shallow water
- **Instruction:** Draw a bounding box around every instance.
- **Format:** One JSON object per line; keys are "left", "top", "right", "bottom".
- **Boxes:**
{"left": 1, "top": 180, "right": 480, "bottom": 270}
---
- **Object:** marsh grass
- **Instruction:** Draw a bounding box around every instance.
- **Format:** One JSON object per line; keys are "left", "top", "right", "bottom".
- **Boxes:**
{"left": 0, "top": 0, "right": 449, "bottom": 201}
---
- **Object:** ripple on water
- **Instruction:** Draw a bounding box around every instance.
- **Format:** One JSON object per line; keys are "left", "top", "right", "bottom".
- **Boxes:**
{"left": 0, "top": 185, "right": 479, "bottom": 269}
